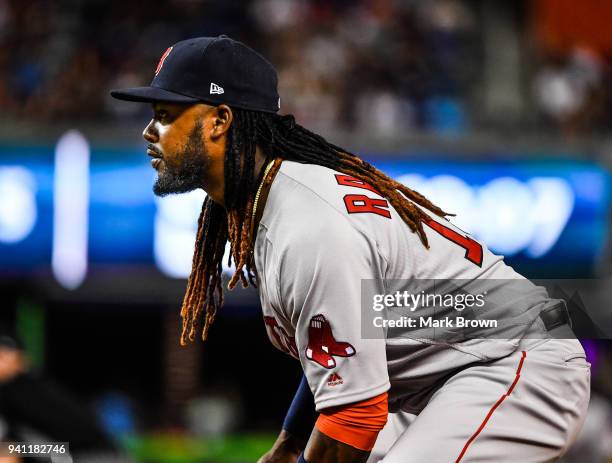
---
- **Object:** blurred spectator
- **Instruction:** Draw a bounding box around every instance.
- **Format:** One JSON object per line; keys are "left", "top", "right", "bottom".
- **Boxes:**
{"left": 533, "top": 47, "right": 606, "bottom": 137}
{"left": 531, "top": 0, "right": 612, "bottom": 137}
{"left": 0, "top": 326, "right": 131, "bottom": 462}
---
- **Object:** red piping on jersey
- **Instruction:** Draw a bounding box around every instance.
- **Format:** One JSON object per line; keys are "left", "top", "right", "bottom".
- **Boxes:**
{"left": 455, "top": 351, "right": 527, "bottom": 463}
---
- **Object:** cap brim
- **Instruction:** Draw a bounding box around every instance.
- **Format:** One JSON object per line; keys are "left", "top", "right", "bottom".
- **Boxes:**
{"left": 110, "top": 86, "right": 199, "bottom": 104}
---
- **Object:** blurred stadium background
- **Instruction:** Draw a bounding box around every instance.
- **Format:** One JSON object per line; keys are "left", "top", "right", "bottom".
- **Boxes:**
{"left": 0, "top": 0, "right": 611, "bottom": 462}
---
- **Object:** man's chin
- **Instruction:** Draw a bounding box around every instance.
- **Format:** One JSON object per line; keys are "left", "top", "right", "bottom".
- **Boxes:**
{"left": 153, "top": 175, "right": 199, "bottom": 197}
{"left": 152, "top": 183, "right": 172, "bottom": 197}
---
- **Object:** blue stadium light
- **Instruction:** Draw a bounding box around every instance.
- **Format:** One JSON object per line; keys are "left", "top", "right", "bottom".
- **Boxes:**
{"left": 52, "top": 130, "right": 90, "bottom": 290}
{"left": 154, "top": 189, "right": 207, "bottom": 278}
{"left": 0, "top": 167, "right": 37, "bottom": 244}
{"left": 396, "top": 174, "right": 574, "bottom": 257}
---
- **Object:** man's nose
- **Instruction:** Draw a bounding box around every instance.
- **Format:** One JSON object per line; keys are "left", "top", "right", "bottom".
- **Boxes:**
{"left": 143, "top": 120, "right": 158, "bottom": 143}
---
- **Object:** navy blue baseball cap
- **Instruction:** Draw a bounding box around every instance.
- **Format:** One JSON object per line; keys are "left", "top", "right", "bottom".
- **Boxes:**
{"left": 111, "top": 35, "right": 280, "bottom": 113}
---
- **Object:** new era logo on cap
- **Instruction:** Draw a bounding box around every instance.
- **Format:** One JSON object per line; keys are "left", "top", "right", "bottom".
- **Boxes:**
{"left": 210, "top": 83, "right": 224, "bottom": 94}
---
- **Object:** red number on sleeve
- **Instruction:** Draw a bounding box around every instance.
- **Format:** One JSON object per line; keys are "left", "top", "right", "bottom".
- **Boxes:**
{"left": 423, "top": 218, "right": 483, "bottom": 266}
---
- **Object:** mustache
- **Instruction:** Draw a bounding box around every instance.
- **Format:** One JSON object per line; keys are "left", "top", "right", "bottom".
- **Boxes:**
{"left": 147, "top": 144, "right": 163, "bottom": 157}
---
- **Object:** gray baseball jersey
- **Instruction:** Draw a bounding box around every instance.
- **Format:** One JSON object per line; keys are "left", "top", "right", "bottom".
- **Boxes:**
{"left": 254, "top": 161, "right": 554, "bottom": 413}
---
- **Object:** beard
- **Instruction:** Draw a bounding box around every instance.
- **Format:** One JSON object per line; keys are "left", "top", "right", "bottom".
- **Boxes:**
{"left": 153, "top": 122, "right": 208, "bottom": 197}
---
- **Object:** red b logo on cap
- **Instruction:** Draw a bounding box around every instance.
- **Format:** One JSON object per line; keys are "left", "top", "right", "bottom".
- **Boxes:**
{"left": 155, "top": 47, "right": 173, "bottom": 76}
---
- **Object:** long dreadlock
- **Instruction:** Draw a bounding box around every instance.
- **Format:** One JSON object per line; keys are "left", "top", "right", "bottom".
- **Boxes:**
{"left": 179, "top": 109, "right": 451, "bottom": 345}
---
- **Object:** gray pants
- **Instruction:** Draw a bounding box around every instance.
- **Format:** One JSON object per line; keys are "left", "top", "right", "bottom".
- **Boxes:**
{"left": 370, "top": 338, "right": 591, "bottom": 462}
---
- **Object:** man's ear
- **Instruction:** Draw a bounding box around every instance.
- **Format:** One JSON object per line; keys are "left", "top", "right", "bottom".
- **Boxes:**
{"left": 210, "top": 104, "right": 233, "bottom": 140}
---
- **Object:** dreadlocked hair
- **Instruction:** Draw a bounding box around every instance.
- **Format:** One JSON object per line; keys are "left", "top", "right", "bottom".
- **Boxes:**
{"left": 179, "top": 108, "right": 452, "bottom": 345}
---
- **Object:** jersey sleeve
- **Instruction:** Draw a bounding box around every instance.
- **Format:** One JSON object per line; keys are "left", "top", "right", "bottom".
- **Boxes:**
{"left": 275, "top": 212, "right": 390, "bottom": 411}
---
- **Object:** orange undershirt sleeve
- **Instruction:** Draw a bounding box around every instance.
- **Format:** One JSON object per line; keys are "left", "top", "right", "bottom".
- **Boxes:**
{"left": 315, "top": 391, "right": 388, "bottom": 451}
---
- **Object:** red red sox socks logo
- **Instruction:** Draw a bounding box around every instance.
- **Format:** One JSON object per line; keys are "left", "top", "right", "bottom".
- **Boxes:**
{"left": 306, "top": 315, "right": 355, "bottom": 369}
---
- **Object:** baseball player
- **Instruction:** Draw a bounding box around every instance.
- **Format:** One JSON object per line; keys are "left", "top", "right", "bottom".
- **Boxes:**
{"left": 111, "top": 36, "right": 590, "bottom": 462}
